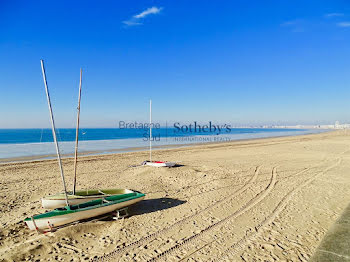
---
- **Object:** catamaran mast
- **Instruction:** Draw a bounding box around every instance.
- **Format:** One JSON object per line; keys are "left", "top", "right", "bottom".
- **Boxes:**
{"left": 40, "top": 60, "right": 69, "bottom": 206}
{"left": 73, "top": 69, "right": 82, "bottom": 195}
{"left": 149, "top": 99, "right": 152, "bottom": 162}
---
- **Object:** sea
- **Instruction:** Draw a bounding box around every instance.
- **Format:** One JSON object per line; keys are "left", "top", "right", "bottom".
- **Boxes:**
{"left": 0, "top": 128, "right": 327, "bottom": 161}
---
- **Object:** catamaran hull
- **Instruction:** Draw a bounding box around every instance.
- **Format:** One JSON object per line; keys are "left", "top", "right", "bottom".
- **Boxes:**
{"left": 42, "top": 189, "right": 134, "bottom": 209}
{"left": 42, "top": 197, "right": 103, "bottom": 210}
{"left": 145, "top": 162, "right": 176, "bottom": 167}
{"left": 26, "top": 196, "right": 145, "bottom": 231}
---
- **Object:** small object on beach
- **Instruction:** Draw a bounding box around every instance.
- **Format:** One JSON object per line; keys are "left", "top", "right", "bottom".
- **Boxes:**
{"left": 112, "top": 207, "right": 129, "bottom": 220}
{"left": 141, "top": 100, "right": 177, "bottom": 168}
{"left": 142, "top": 160, "right": 176, "bottom": 168}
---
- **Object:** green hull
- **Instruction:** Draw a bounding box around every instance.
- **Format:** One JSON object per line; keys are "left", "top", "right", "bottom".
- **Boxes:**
{"left": 25, "top": 192, "right": 145, "bottom": 230}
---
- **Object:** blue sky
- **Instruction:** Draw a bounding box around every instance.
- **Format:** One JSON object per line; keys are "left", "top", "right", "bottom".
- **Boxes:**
{"left": 1, "top": 0, "right": 350, "bottom": 128}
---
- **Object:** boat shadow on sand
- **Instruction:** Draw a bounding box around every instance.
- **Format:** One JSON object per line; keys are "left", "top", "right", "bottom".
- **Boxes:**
{"left": 128, "top": 197, "right": 186, "bottom": 216}
{"left": 172, "top": 164, "right": 185, "bottom": 168}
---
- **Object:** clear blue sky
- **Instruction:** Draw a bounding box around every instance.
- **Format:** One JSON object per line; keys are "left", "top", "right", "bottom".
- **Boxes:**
{"left": 1, "top": 0, "right": 350, "bottom": 128}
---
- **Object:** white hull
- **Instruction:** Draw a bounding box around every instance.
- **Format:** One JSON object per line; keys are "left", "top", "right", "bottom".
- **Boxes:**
{"left": 26, "top": 196, "right": 144, "bottom": 231}
{"left": 145, "top": 161, "right": 176, "bottom": 167}
{"left": 42, "top": 196, "right": 103, "bottom": 210}
{"left": 42, "top": 189, "right": 134, "bottom": 209}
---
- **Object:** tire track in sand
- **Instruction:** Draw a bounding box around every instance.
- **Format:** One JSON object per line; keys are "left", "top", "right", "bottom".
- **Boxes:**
{"left": 95, "top": 166, "right": 261, "bottom": 261}
{"left": 178, "top": 165, "right": 317, "bottom": 261}
{"left": 145, "top": 167, "right": 277, "bottom": 262}
{"left": 217, "top": 157, "right": 343, "bottom": 261}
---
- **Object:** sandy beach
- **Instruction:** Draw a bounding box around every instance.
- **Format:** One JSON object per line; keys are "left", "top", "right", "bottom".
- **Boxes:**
{"left": 1, "top": 130, "right": 350, "bottom": 261}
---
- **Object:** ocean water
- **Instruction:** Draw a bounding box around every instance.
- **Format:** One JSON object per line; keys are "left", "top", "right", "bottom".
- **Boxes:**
{"left": 0, "top": 128, "right": 326, "bottom": 160}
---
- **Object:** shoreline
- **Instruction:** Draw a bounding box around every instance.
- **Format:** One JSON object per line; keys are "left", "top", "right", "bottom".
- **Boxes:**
{"left": 0, "top": 129, "right": 330, "bottom": 164}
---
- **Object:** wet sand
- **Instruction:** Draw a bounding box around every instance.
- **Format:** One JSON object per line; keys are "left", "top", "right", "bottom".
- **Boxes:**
{"left": 1, "top": 130, "right": 350, "bottom": 261}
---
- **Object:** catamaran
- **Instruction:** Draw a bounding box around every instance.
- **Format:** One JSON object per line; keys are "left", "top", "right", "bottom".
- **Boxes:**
{"left": 142, "top": 100, "right": 176, "bottom": 167}
{"left": 26, "top": 192, "right": 145, "bottom": 231}
{"left": 41, "top": 68, "right": 140, "bottom": 210}
{"left": 24, "top": 60, "right": 145, "bottom": 231}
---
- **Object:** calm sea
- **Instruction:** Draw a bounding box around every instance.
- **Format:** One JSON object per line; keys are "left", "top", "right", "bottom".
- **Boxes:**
{"left": 0, "top": 128, "right": 326, "bottom": 160}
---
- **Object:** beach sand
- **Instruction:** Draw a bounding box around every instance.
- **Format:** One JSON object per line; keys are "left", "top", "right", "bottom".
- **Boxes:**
{"left": 1, "top": 130, "right": 350, "bottom": 261}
